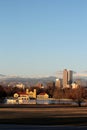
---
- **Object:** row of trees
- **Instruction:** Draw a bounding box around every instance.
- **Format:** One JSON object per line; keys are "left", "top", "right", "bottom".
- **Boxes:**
{"left": 53, "top": 87, "right": 87, "bottom": 107}
{"left": 0, "top": 84, "right": 87, "bottom": 106}
{"left": 25, "top": 85, "right": 87, "bottom": 107}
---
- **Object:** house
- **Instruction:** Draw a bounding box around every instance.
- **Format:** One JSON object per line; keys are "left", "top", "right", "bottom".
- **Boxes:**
{"left": 26, "top": 89, "right": 36, "bottom": 99}
{"left": 6, "top": 98, "right": 17, "bottom": 104}
{"left": 6, "top": 89, "right": 36, "bottom": 104}
{"left": 13, "top": 92, "right": 29, "bottom": 104}
{"left": 37, "top": 92, "right": 49, "bottom": 99}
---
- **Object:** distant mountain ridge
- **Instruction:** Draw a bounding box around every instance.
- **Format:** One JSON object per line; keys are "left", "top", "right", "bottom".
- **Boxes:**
{"left": 0, "top": 74, "right": 6, "bottom": 77}
{"left": 0, "top": 75, "right": 56, "bottom": 86}
{"left": 0, "top": 73, "right": 87, "bottom": 87}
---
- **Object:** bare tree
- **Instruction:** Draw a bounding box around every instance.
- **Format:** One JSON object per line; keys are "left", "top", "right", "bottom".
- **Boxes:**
{"left": 70, "top": 86, "right": 86, "bottom": 107}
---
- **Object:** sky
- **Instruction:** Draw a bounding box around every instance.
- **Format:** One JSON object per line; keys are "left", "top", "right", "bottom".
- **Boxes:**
{"left": 0, "top": 0, "right": 87, "bottom": 77}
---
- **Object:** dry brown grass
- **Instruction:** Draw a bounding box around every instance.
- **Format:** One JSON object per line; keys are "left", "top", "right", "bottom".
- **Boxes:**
{"left": 0, "top": 104, "right": 87, "bottom": 125}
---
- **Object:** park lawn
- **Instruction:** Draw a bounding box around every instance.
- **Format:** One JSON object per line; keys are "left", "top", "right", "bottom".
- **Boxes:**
{"left": 0, "top": 105, "right": 87, "bottom": 125}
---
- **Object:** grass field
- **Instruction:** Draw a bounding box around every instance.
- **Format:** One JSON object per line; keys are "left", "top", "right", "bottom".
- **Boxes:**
{"left": 0, "top": 104, "right": 87, "bottom": 125}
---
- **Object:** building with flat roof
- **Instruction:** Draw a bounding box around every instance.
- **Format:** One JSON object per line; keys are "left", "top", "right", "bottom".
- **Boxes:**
{"left": 63, "top": 69, "right": 68, "bottom": 88}
{"left": 55, "top": 78, "right": 62, "bottom": 88}
{"left": 68, "top": 70, "right": 73, "bottom": 84}
{"left": 63, "top": 69, "right": 73, "bottom": 88}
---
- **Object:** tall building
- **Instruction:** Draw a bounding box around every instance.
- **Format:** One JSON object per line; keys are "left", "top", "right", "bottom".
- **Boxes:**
{"left": 68, "top": 70, "right": 73, "bottom": 84}
{"left": 63, "top": 69, "right": 73, "bottom": 88}
{"left": 55, "top": 78, "right": 62, "bottom": 88}
{"left": 63, "top": 69, "right": 68, "bottom": 88}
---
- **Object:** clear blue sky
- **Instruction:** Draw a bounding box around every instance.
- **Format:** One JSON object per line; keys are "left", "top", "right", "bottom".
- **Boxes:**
{"left": 0, "top": 0, "right": 87, "bottom": 77}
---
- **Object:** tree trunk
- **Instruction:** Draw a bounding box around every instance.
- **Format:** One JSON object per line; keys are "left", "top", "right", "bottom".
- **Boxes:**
{"left": 78, "top": 101, "right": 81, "bottom": 107}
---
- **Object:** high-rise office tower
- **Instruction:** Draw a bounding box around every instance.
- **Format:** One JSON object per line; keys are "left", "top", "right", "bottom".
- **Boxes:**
{"left": 63, "top": 69, "right": 73, "bottom": 88}
{"left": 68, "top": 70, "right": 73, "bottom": 84}
{"left": 63, "top": 69, "right": 68, "bottom": 88}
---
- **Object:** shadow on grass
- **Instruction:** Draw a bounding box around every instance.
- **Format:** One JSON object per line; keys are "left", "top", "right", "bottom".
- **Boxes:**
{"left": 0, "top": 117, "right": 87, "bottom": 126}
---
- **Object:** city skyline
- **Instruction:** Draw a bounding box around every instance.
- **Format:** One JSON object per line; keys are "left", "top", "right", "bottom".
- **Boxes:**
{"left": 0, "top": 0, "right": 87, "bottom": 77}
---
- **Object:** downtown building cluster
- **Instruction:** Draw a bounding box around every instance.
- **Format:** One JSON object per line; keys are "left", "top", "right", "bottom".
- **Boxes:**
{"left": 55, "top": 69, "right": 78, "bottom": 89}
